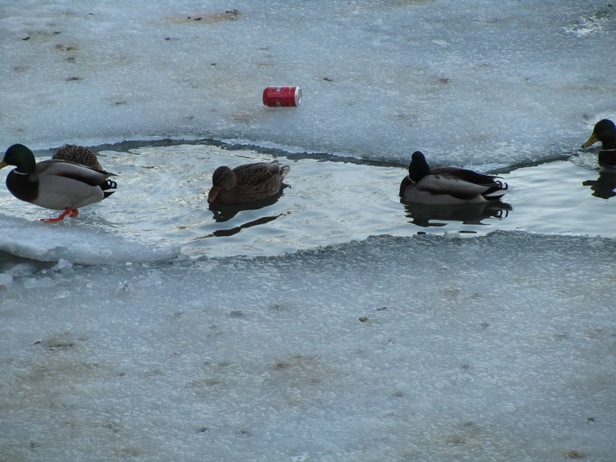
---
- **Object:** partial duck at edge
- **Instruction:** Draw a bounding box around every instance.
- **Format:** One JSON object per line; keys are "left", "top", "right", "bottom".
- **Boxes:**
{"left": 582, "top": 119, "right": 616, "bottom": 168}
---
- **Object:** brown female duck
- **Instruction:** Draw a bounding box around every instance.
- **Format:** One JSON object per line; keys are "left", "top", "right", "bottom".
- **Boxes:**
{"left": 52, "top": 144, "right": 104, "bottom": 170}
{"left": 208, "top": 161, "right": 290, "bottom": 205}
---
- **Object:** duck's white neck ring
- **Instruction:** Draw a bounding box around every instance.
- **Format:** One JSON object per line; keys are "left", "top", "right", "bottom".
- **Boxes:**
{"left": 13, "top": 170, "right": 29, "bottom": 175}
{"left": 601, "top": 148, "right": 616, "bottom": 152}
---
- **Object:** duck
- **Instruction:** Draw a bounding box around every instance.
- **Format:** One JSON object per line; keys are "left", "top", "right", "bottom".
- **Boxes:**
{"left": 0, "top": 143, "right": 117, "bottom": 222}
{"left": 208, "top": 161, "right": 290, "bottom": 205}
{"left": 582, "top": 119, "right": 616, "bottom": 167}
{"left": 52, "top": 144, "right": 103, "bottom": 170}
{"left": 399, "top": 151, "right": 508, "bottom": 205}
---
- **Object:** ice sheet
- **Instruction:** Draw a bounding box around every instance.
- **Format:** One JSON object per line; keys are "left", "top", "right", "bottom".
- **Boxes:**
{"left": 1, "top": 0, "right": 615, "bottom": 169}
{"left": 1, "top": 232, "right": 615, "bottom": 461}
{"left": 0, "top": 215, "right": 179, "bottom": 264}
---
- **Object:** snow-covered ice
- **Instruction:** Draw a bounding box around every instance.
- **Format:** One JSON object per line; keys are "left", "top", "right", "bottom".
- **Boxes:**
{"left": 2, "top": 233, "right": 616, "bottom": 461}
{"left": 2, "top": 0, "right": 615, "bottom": 168}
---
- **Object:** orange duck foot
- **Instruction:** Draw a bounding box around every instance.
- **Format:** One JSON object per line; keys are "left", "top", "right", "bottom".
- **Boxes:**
{"left": 41, "top": 207, "right": 79, "bottom": 223}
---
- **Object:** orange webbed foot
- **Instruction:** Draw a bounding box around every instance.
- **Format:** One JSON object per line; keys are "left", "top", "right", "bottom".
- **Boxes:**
{"left": 41, "top": 208, "right": 79, "bottom": 223}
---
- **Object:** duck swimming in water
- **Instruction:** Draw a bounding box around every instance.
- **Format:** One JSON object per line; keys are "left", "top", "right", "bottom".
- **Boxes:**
{"left": 399, "top": 151, "right": 508, "bottom": 205}
{"left": 0, "top": 144, "right": 117, "bottom": 222}
{"left": 582, "top": 119, "right": 616, "bottom": 168}
{"left": 208, "top": 161, "right": 290, "bottom": 205}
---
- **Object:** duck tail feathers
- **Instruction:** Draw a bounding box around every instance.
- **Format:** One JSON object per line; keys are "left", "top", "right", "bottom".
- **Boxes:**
{"left": 280, "top": 164, "right": 291, "bottom": 178}
{"left": 101, "top": 179, "right": 118, "bottom": 198}
{"left": 483, "top": 180, "right": 508, "bottom": 199}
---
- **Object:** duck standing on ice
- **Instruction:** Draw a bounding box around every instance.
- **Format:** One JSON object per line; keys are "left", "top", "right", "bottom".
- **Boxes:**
{"left": 0, "top": 143, "right": 117, "bottom": 222}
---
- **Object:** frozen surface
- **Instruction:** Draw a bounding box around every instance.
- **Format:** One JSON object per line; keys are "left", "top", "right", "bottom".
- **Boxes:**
{"left": 1, "top": 1, "right": 616, "bottom": 461}
{"left": 0, "top": 214, "right": 179, "bottom": 264}
{"left": 1, "top": 0, "right": 615, "bottom": 169}
{"left": 1, "top": 233, "right": 616, "bottom": 461}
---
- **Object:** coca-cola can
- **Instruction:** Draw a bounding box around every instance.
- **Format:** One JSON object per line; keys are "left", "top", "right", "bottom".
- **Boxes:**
{"left": 262, "top": 86, "right": 302, "bottom": 107}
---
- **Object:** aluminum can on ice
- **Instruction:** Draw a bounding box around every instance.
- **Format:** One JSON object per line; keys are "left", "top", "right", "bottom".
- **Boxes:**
{"left": 262, "top": 86, "right": 302, "bottom": 107}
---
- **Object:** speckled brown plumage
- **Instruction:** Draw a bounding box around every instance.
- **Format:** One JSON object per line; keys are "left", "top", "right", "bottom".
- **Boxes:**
{"left": 53, "top": 144, "right": 103, "bottom": 170}
{"left": 208, "top": 161, "right": 290, "bottom": 205}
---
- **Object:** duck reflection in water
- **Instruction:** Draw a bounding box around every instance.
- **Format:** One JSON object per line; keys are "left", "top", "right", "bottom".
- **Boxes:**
{"left": 209, "top": 191, "right": 285, "bottom": 222}
{"left": 403, "top": 201, "right": 511, "bottom": 227}
{"left": 199, "top": 192, "right": 287, "bottom": 240}
{"left": 582, "top": 169, "right": 616, "bottom": 199}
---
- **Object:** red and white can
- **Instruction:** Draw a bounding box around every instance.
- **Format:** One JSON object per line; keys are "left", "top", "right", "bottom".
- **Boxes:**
{"left": 262, "top": 86, "right": 302, "bottom": 107}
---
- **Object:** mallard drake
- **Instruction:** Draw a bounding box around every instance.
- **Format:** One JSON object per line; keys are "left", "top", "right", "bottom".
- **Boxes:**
{"left": 0, "top": 144, "right": 117, "bottom": 222}
{"left": 52, "top": 144, "right": 103, "bottom": 170}
{"left": 208, "top": 161, "right": 290, "bottom": 205}
{"left": 399, "top": 151, "right": 508, "bottom": 205}
{"left": 582, "top": 119, "right": 616, "bottom": 167}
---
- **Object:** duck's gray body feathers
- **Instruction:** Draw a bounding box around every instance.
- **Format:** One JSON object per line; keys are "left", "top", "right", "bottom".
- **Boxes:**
{"left": 24, "top": 160, "right": 114, "bottom": 210}
{"left": 400, "top": 151, "right": 507, "bottom": 205}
